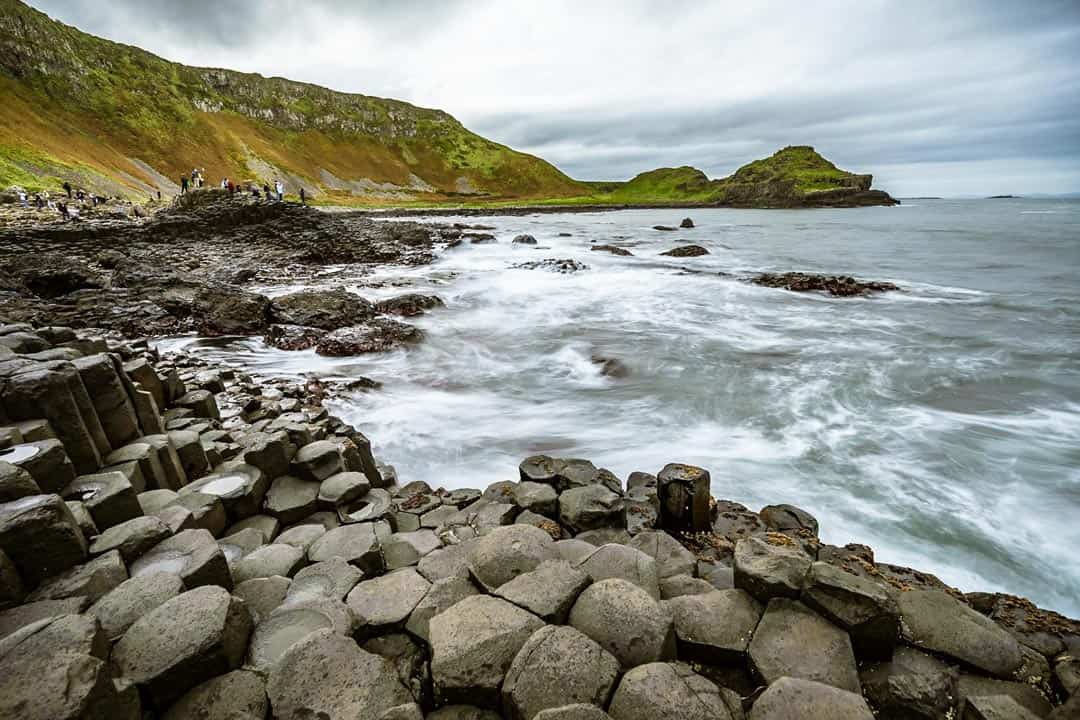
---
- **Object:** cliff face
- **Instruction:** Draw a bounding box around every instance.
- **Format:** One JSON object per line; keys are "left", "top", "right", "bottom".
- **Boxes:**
{"left": 0, "top": 0, "right": 584, "bottom": 200}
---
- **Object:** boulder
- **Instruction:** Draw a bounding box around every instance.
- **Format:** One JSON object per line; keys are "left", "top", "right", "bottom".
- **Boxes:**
{"left": 494, "top": 559, "right": 591, "bottom": 624}
{"left": 667, "top": 589, "right": 763, "bottom": 663}
{"left": 0, "top": 493, "right": 87, "bottom": 584}
{"left": 747, "top": 676, "right": 874, "bottom": 720}
{"left": 859, "top": 645, "right": 959, "bottom": 720}
{"left": 270, "top": 287, "right": 375, "bottom": 329}
{"left": 234, "top": 576, "right": 291, "bottom": 623}
{"left": 61, "top": 472, "right": 141, "bottom": 530}
{"left": 568, "top": 578, "right": 675, "bottom": 668}
{"left": 247, "top": 598, "right": 356, "bottom": 671}
{"left": 679, "top": 217, "right": 695, "bottom": 228}
{"left": 275, "top": 523, "right": 327, "bottom": 553}
{"left": 559, "top": 484, "right": 625, "bottom": 533}
{"left": 237, "top": 431, "right": 293, "bottom": 481}
{"left": 468, "top": 524, "right": 558, "bottom": 592}
{"left": 319, "top": 471, "right": 371, "bottom": 508}
{"left": 5, "top": 439, "right": 77, "bottom": 494}
{"left": 88, "top": 571, "right": 185, "bottom": 640}
{"left": 0, "top": 461, "right": 40, "bottom": 502}
{"left": 898, "top": 590, "right": 1024, "bottom": 678}
{"left": 316, "top": 319, "right": 422, "bottom": 356}
{"left": 130, "top": 528, "right": 232, "bottom": 590}
{"left": 292, "top": 440, "right": 344, "bottom": 481}
{"left": 89, "top": 515, "right": 171, "bottom": 564}
{"left": 192, "top": 285, "right": 270, "bottom": 336}
{"left": 511, "top": 234, "right": 538, "bottom": 244}
{"left": 263, "top": 474, "right": 320, "bottom": 524}
{"left": 307, "top": 521, "right": 384, "bottom": 575}
{"left": 748, "top": 598, "right": 860, "bottom": 692}
{"left": 628, "top": 531, "right": 697, "bottom": 578}
{"left": 660, "top": 245, "right": 709, "bottom": 257}
{"left": 161, "top": 669, "right": 267, "bottom": 720}
{"left": 608, "top": 662, "right": 738, "bottom": 720}
{"left": 418, "top": 541, "right": 474, "bottom": 582}
{"left": 575, "top": 543, "right": 661, "bottom": 598}
{"left": 383, "top": 529, "right": 441, "bottom": 570}
{"left": 347, "top": 568, "right": 431, "bottom": 637}
{"left": 660, "top": 574, "right": 716, "bottom": 599}
{"left": 267, "top": 629, "right": 412, "bottom": 719}
{"left": 112, "top": 585, "right": 253, "bottom": 709}
{"left": 231, "top": 543, "right": 306, "bottom": 583}
{"left": 503, "top": 625, "right": 621, "bottom": 720}
{"left": 514, "top": 481, "right": 558, "bottom": 516}
{"left": 430, "top": 594, "right": 545, "bottom": 707}
{"left": 27, "top": 549, "right": 127, "bottom": 604}
{"left": 656, "top": 463, "right": 710, "bottom": 532}
{"left": 287, "top": 557, "right": 363, "bottom": 604}
{"left": 802, "top": 561, "right": 899, "bottom": 659}
{"left": 957, "top": 674, "right": 1053, "bottom": 718}
{"left": 760, "top": 504, "right": 819, "bottom": 537}
{"left": 405, "top": 576, "right": 479, "bottom": 642}
{"left": 733, "top": 536, "right": 812, "bottom": 602}
{"left": 362, "top": 632, "right": 431, "bottom": 710}
{"left": 374, "top": 294, "right": 444, "bottom": 317}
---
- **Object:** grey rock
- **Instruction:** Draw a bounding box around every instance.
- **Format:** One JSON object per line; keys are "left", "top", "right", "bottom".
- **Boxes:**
{"left": 568, "top": 578, "right": 675, "bottom": 669}
{"left": 233, "top": 575, "right": 291, "bottom": 624}
{"left": 61, "top": 472, "right": 141, "bottom": 530}
{"left": 88, "top": 515, "right": 171, "bottom": 564}
{"left": 554, "top": 538, "right": 597, "bottom": 564}
{"left": 307, "top": 521, "right": 384, "bottom": 575}
{"left": 668, "top": 589, "right": 763, "bottom": 663}
{"left": 899, "top": 590, "right": 1024, "bottom": 678}
{"left": 0, "top": 460, "right": 40, "bottom": 502}
{"left": 226, "top": 513, "right": 280, "bottom": 543}
{"left": 362, "top": 632, "right": 432, "bottom": 709}
{"left": 182, "top": 464, "right": 269, "bottom": 520}
{"left": 248, "top": 598, "right": 355, "bottom": 671}
{"left": 238, "top": 431, "right": 293, "bottom": 480}
{"left": 405, "top": 575, "right": 478, "bottom": 642}
{"left": 287, "top": 556, "right": 362, "bottom": 604}
{"left": 88, "top": 571, "right": 185, "bottom": 640}
{"left": 860, "top": 645, "right": 960, "bottom": 720}
{"left": 428, "top": 707, "right": 503, "bottom": 720}
{"left": 733, "top": 536, "right": 812, "bottom": 602}
{"left": 161, "top": 669, "right": 267, "bottom": 720}
{"left": 232, "top": 543, "right": 306, "bottom": 583}
{"left": 0, "top": 548, "right": 24, "bottom": 607}
{"left": 167, "top": 492, "right": 227, "bottom": 536}
{"left": 575, "top": 543, "right": 661, "bottom": 599}
{"left": 514, "top": 481, "right": 558, "bottom": 516}
{"left": 319, "top": 470, "right": 371, "bottom": 508}
{"left": 468, "top": 523, "right": 558, "bottom": 592}
{"left": 292, "top": 440, "right": 343, "bottom": 481}
{"left": 802, "top": 561, "right": 899, "bottom": 660}
{"left": 112, "top": 585, "right": 252, "bottom": 709}
{"left": 628, "top": 531, "right": 697, "bottom": 578}
{"left": 962, "top": 695, "right": 1042, "bottom": 720}
{"left": 660, "top": 574, "right": 715, "bottom": 599}
{"left": 347, "top": 568, "right": 431, "bottom": 637}
{"left": 576, "top": 527, "right": 632, "bottom": 546}
{"left": 958, "top": 674, "right": 1053, "bottom": 718}
{"left": 28, "top": 549, "right": 127, "bottom": 604}
{"left": 383, "top": 529, "right": 441, "bottom": 570}
{"left": 495, "top": 559, "right": 591, "bottom": 623}
{"left": 263, "top": 474, "right": 319, "bottom": 525}
{"left": 747, "top": 676, "right": 874, "bottom": 720}
{"left": 608, "top": 662, "right": 737, "bottom": 720}
{"left": 0, "top": 596, "right": 88, "bottom": 639}
{"left": 759, "top": 504, "right": 819, "bottom": 537}
{"left": 559, "top": 484, "right": 625, "bottom": 533}
{"left": 748, "top": 597, "right": 860, "bottom": 692}
{"left": 0, "top": 493, "right": 87, "bottom": 584}
{"left": 417, "top": 541, "right": 474, "bottom": 582}
{"left": 503, "top": 624, "right": 620, "bottom": 720}
{"left": 218, "top": 527, "right": 266, "bottom": 567}
{"left": 535, "top": 706, "right": 613, "bottom": 720}
{"left": 275, "top": 522, "right": 327, "bottom": 552}
{"left": 130, "top": 528, "right": 233, "bottom": 590}
{"left": 430, "top": 594, "right": 545, "bottom": 707}
{"left": 656, "top": 463, "right": 711, "bottom": 533}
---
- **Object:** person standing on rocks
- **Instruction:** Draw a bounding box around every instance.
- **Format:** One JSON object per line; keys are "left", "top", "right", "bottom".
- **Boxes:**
{"left": 17, "top": 189, "right": 27, "bottom": 208}
{"left": 263, "top": 182, "right": 272, "bottom": 200}
{"left": 63, "top": 181, "right": 72, "bottom": 198}
{"left": 275, "top": 179, "right": 284, "bottom": 202}
{"left": 181, "top": 176, "right": 189, "bottom": 194}
{"left": 299, "top": 187, "right": 306, "bottom": 205}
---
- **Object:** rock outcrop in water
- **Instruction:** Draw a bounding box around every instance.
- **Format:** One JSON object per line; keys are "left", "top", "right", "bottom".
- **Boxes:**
{"left": 0, "top": 320, "right": 1076, "bottom": 719}
{"left": 750, "top": 272, "right": 900, "bottom": 297}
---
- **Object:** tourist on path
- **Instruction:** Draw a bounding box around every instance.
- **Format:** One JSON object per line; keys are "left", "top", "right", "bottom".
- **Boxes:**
{"left": 263, "top": 182, "right": 272, "bottom": 200}
{"left": 275, "top": 179, "right": 284, "bottom": 202}
{"left": 63, "top": 181, "right": 72, "bottom": 198}
{"left": 17, "top": 190, "right": 27, "bottom": 208}
{"left": 181, "top": 176, "right": 189, "bottom": 194}
{"left": 299, "top": 187, "right": 306, "bottom": 205}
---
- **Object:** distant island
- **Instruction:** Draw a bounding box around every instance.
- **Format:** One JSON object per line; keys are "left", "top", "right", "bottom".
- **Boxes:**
{"left": 987, "top": 195, "right": 1021, "bottom": 199}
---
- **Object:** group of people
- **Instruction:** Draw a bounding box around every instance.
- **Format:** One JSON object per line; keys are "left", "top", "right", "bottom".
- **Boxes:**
{"left": 218, "top": 177, "right": 291, "bottom": 202}
{"left": 14, "top": 180, "right": 112, "bottom": 221}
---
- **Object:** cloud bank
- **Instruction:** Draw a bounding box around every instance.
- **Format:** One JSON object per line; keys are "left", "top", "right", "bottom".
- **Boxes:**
{"left": 27, "top": 0, "right": 1080, "bottom": 195}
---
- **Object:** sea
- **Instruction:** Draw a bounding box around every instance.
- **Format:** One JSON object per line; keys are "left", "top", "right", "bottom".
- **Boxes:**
{"left": 160, "top": 198, "right": 1080, "bottom": 616}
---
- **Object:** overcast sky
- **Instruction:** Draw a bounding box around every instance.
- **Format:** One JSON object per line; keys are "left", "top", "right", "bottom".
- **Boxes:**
{"left": 28, "top": 0, "right": 1080, "bottom": 196}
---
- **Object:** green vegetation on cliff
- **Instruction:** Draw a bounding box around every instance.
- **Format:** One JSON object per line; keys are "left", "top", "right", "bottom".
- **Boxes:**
{"left": 0, "top": 0, "right": 895, "bottom": 207}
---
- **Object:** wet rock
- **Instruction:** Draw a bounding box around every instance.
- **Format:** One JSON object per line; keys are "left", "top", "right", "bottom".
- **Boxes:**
{"left": 429, "top": 594, "right": 545, "bottom": 708}
{"left": 559, "top": 484, "right": 625, "bottom": 533}
{"left": 0, "top": 493, "right": 87, "bottom": 584}
{"left": 575, "top": 543, "right": 661, "bottom": 598}
{"left": 161, "top": 669, "right": 267, "bottom": 720}
{"left": 747, "top": 676, "right": 874, "bottom": 720}
{"left": 375, "top": 293, "right": 445, "bottom": 317}
{"left": 267, "top": 629, "right": 412, "bottom": 720}
{"left": 860, "top": 645, "right": 959, "bottom": 720}
{"left": 112, "top": 585, "right": 253, "bottom": 709}
{"left": 569, "top": 578, "right": 675, "bottom": 668}
{"left": 28, "top": 549, "right": 127, "bottom": 604}
{"left": 656, "top": 463, "right": 710, "bottom": 533}
{"left": 406, "top": 575, "right": 478, "bottom": 642}
{"left": 263, "top": 474, "right": 320, "bottom": 524}
{"left": 130, "top": 528, "right": 232, "bottom": 590}
{"left": 733, "top": 535, "right": 812, "bottom": 602}
{"left": 288, "top": 556, "right": 363, "bottom": 604}
{"left": 660, "top": 245, "right": 709, "bottom": 257}
{"left": 319, "top": 470, "right": 371, "bottom": 508}
{"left": 232, "top": 543, "right": 306, "bottom": 583}
{"left": 751, "top": 272, "right": 899, "bottom": 297}
{"left": 512, "top": 258, "right": 589, "bottom": 273}
{"left": 652, "top": 225, "right": 677, "bottom": 232}
{"left": 590, "top": 354, "right": 630, "bottom": 377}
{"left": 61, "top": 471, "right": 141, "bottom": 530}
{"left": 898, "top": 590, "right": 1024, "bottom": 678}
{"left": 316, "top": 318, "right": 422, "bottom": 356}
{"left": 760, "top": 503, "right": 819, "bottom": 537}
{"left": 347, "top": 568, "right": 431, "bottom": 637}
{"left": 748, "top": 597, "right": 860, "bottom": 692}
{"left": 308, "top": 521, "right": 384, "bottom": 575}
{"left": 468, "top": 523, "right": 558, "bottom": 592}
{"left": 512, "top": 234, "right": 538, "bottom": 244}
{"left": 591, "top": 244, "right": 633, "bottom": 256}
{"left": 265, "top": 323, "right": 324, "bottom": 351}
{"left": 802, "top": 561, "right": 899, "bottom": 659}
{"left": 247, "top": 598, "right": 356, "bottom": 670}
{"left": 608, "top": 662, "right": 738, "bottom": 720}
{"left": 668, "top": 589, "right": 763, "bottom": 663}
{"left": 192, "top": 284, "right": 270, "bottom": 335}
{"left": 680, "top": 217, "right": 695, "bottom": 228}
{"left": 270, "top": 287, "right": 375, "bottom": 329}
{"left": 494, "top": 559, "right": 591, "bottom": 624}
{"left": 88, "top": 571, "right": 185, "bottom": 640}
{"left": 234, "top": 576, "right": 291, "bottom": 623}
{"left": 503, "top": 625, "right": 621, "bottom": 720}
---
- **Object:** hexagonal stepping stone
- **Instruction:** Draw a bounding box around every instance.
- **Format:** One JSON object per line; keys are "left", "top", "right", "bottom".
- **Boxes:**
{"left": 962, "top": 695, "right": 1042, "bottom": 720}
{"left": 88, "top": 571, "right": 185, "bottom": 640}
{"left": 89, "top": 515, "right": 171, "bottom": 564}
{"left": 339, "top": 487, "right": 394, "bottom": 523}
{"left": 167, "top": 430, "right": 209, "bottom": 482}
{"left": 162, "top": 669, "right": 267, "bottom": 720}
{"left": 749, "top": 598, "right": 860, "bottom": 692}
{"left": 248, "top": 598, "right": 355, "bottom": 671}
{"left": 267, "top": 629, "right": 412, "bottom": 719}
{"left": 468, "top": 524, "right": 558, "bottom": 592}
{"left": 660, "top": 574, "right": 715, "bottom": 599}
{"left": 130, "top": 528, "right": 233, "bottom": 591}
{"left": 575, "top": 543, "right": 660, "bottom": 599}
{"left": 0, "top": 460, "right": 40, "bottom": 502}
{"left": 318, "top": 471, "right": 370, "bottom": 509}
{"left": 275, "top": 523, "right": 327, "bottom": 552}
{"left": 514, "top": 481, "right": 558, "bottom": 516}
{"left": 138, "top": 488, "right": 177, "bottom": 515}
{"left": 4, "top": 439, "right": 77, "bottom": 494}
{"left": 608, "top": 662, "right": 738, "bottom": 720}
{"left": 141, "top": 434, "right": 188, "bottom": 492}
{"left": 958, "top": 674, "right": 1052, "bottom": 718}
{"left": 383, "top": 529, "right": 442, "bottom": 570}
{"left": 494, "top": 559, "right": 591, "bottom": 624}
{"left": 559, "top": 485, "right": 624, "bottom": 534}
{"left": 264, "top": 475, "right": 320, "bottom": 525}
{"left": 226, "top": 513, "right": 280, "bottom": 543}
{"left": 347, "top": 568, "right": 431, "bottom": 637}
{"left": 535, "top": 706, "right": 612, "bottom": 720}
{"left": 667, "top": 588, "right": 762, "bottom": 663}
{"left": 308, "top": 521, "right": 384, "bottom": 576}
{"left": 405, "top": 576, "right": 478, "bottom": 643}
{"left": 27, "top": 549, "right": 127, "bottom": 604}
{"left": 418, "top": 541, "right": 474, "bottom": 582}
{"left": 859, "top": 645, "right": 959, "bottom": 719}
{"left": 898, "top": 590, "right": 1024, "bottom": 679}
{"left": 292, "top": 441, "right": 343, "bottom": 481}
{"left": 167, "top": 492, "right": 227, "bottom": 536}
{"left": 232, "top": 543, "right": 306, "bottom": 584}
{"left": 503, "top": 625, "right": 621, "bottom": 720}
{"left": 233, "top": 576, "right": 291, "bottom": 623}
{"left": 734, "top": 536, "right": 812, "bottom": 602}
{"left": 627, "top": 531, "right": 696, "bottom": 579}
{"left": 238, "top": 431, "right": 293, "bottom": 480}
{"left": 287, "top": 557, "right": 363, "bottom": 605}
{"left": 802, "top": 561, "right": 899, "bottom": 660}
{"left": 65, "top": 499, "right": 98, "bottom": 538}
{"left": 61, "top": 472, "right": 141, "bottom": 530}
{"left": 175, "top": 389, "right": 220, "bottom": 420}
{"left": 430, "top": 594, "right": 545, "bottom": 708}
{"left": 0, "top": 493, "right": 87, "bottom": 584}
{"left": 182, "top": 465, "right": 268, "bottom": 520}
{"left": 105, "top": 442, "right": 165, "bottom": 492}
{"left": 760, "top": 504, "right": 819, "bottom": 537}
{"left": 112, "top": 585, "right": 252, "bottom": 709}
{"left": 747, "top": 676, "right": 874, "bottom": 720}
{"left": 568, "top": 578, "right": 675, "bottom": 669}
{"left": 0, "top": 596, "right": 88, "bottom": 639}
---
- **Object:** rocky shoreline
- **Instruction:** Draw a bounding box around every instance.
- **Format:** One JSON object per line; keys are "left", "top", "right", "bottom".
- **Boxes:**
{"left": 0, "top": 193, "right": 1076, "bottom": 719}
{"left": 0, "top": 321, "right": 1078, "bottom": 720}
